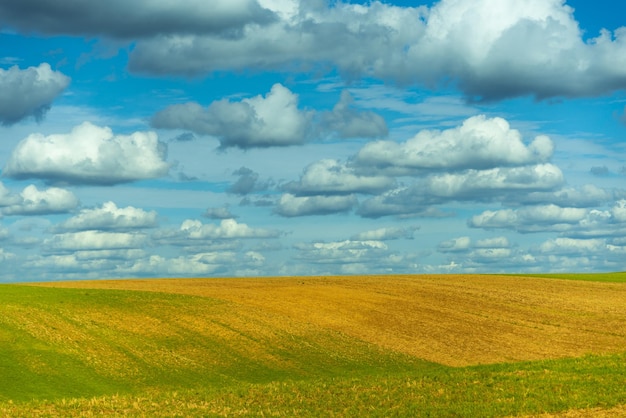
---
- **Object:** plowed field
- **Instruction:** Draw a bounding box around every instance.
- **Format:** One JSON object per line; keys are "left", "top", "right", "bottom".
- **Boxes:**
{"left": 33, "top": 274, "right": 626, "bottom": 366}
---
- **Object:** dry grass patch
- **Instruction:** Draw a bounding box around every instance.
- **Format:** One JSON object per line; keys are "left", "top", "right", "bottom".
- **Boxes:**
{"left": 33, "top": 274, "right": 626, "bottom": 366}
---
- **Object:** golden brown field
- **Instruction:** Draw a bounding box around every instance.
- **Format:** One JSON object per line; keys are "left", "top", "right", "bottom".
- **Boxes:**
{"left": 32, "top": 274, "right": 626, "bottom": 367}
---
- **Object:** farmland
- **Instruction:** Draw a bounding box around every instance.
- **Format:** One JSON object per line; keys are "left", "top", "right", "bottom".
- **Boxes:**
{"left": 1, "top": 274, "right": 625, "bottom": 416}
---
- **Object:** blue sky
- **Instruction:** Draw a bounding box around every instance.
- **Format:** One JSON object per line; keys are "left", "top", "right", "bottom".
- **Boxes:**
{"left": 0, "top": 0, "right": 625, "bottom": 281}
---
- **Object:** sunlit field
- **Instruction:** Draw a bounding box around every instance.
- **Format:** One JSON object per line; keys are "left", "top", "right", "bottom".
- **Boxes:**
{"left": 1, "top": 274, "right": 625, "bottom": 417}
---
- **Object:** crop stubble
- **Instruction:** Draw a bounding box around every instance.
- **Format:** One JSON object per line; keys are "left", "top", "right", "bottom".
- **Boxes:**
{"left": 32, "top": 274, "right": 626, "bottom": 367}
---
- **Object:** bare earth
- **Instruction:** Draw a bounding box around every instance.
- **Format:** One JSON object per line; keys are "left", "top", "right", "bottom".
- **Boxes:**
{"left": 31, "top": 274, "right": 626, "bottom": 367}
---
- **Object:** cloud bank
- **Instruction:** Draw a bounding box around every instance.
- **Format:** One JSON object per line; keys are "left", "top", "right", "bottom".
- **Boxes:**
{"left": 0, "top": 0, "right": 275, "bottom": 38}
{"left": 126, "top": 0, "right": 626, "bottom": 101}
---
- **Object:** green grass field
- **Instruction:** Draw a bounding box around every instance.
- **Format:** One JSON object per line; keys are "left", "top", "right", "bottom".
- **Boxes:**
{"left": 1, "top": 274, "right": 625, "bottom": 417}
{"left": 523, "top": 272, "right": 626, "bottom": 283}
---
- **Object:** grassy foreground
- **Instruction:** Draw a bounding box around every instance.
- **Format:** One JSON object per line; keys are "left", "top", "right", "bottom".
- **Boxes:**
{"left": 1, "top": 274, "right": 625, "bottom": 416}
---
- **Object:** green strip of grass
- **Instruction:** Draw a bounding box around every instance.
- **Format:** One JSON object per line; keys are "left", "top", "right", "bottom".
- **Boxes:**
{"left": 1, "top": 352, "right": 625, "bottom": 417}
{"left": 511, "top": 272, "right": 626, "bottom": 283}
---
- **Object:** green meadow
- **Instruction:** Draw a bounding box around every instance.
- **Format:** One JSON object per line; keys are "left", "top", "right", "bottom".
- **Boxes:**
{"left": 0, "top": 273, "right": 625, "bottom": 416}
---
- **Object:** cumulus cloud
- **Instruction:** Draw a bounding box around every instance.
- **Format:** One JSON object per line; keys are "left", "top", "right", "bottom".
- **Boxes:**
{"left": 354, "top": 115, "right": 554, "bottom": 175}
{"left": 438, "top": 236, "right": 472, "bottom": 253}
{"left": 527, "top": 236, "right": 626, "bottom": 271}
{"left": 56, "top": 201, "right": 158, "bottom": 231}
{"left": 294, "top": 239, "right": 389, "bottom": 264}
{"left": 357, "top": 187, "right": 446, "bottom": 219}
{"left": 357, "top": 163, "right": 562, "bottom": 219}
{"left": 290, "top": 238, "right": 419, "bottom": 275}
{"left": 539, "top": 237, "right": 607, "bottom": 255}
{"left": 437, "top": 235, "right": 514, "bottom": 268}
{"left": 129, "top": 1, "right": 426, "bottom": 76}
{"left": 475, "top": 236, "right": 510, "bottom": 248}
{"left": 0, "top": 63, "right": 70, "bottom": 125}
{"left": 203, "top": 206, "right": 238, "bottom": 220}
{"left": 122, "top": 255, "right": 224, "bottom": 276}
{"left": 469, "top": 205, "right": 588, "bottom": 233}
{"left": 350, "top": 225, "right": 419, "bottom": 241}
{"left": 228, "top": 167, "right": 272, "bottom": 195}
{"left": 424, "top": 164, "right": 564, "bottom": 198}
{"left": 0, "top": 0, "right": 275, "bottom": 39}
{"left": 567, "top": 201, "right": 626, "bottom": 239}
{"left": 274, "top": 193, "right": 357, "bottom": 217}
{"left": 319, "top": 91, "right": 388, "bottom": 139}
{"left": 590, "top": 165, "right": 610, "bottom": 176}
{"left": 127, "top": 0, "right": 626, "bottom": 100}
{"left": 152, "top": 83, "right": 313, "bottom": 149}
{"left": 0, "top": 248, "right": 16, "bottom": 262}
{"left": 3, "top": 122, "right": 169, "bottom": 185}
{"left": 120, "top": 250, "right": 267, "bottom": 277}
{"left": 178, "top": 219, "right": 279, "bottom": 239}
{"left": 1, "top": 185, "right": 78, "bottom": 216}
{"left": 470, "top": 200, "right": 626, "bottom": 238}
{"left": 282, "top": 159, "right": 395, "bottom": 196}
{"left": 0, "top": 182, "right": 21, "bottom": 206}
{"left": 155, "top": 219, "right": 280, "bottom": 245}
{"left": 72, "top": 249, "right": 146, "bottom": 261}
{"left": 44, "top": 231, "right": 147, "bottom": 252}
{"left": 508, "top": 184, "right": 617, "bottom": 208}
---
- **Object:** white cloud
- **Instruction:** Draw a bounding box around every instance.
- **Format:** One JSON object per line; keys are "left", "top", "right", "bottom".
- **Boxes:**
{"left": 355, "top": 115, "right": 554, "bottom": 175}
{"left": 57, "top": 201, "right": 158, "bottom": 231}
{"left": 228, "top": 167, "right": 273, "bottom": 195}
{"left": 469, "top": 205, "right": 588, "bottom": 233}
{"left": 475, "top": 236, "right": 510, "bottom": 248}
{"left": 0, "top": 248, "right": 16, "bottom": 262}
{"left": 1, "top": 185, "right": 78, "bottom": 216}
{"left": 510, "top": 184, "right": 617, "bottom": 208}
{"left": 203, "top": 206, "right": 238, "bottom": 220}
{"left": 152, "top": 83, "right": 313, "bottom": 149}
{"left": 470, "top": 248, "right": 512, "bottom": 263}
{"left": 0, "top": 0, "right": 275, "bottom": 39}
{"left": 438, "top": 236, "right": 472, "bottom": 253}
{"left": 0, "top": 63, "right": 70, "bottom": 125}
{"left": 470, "top": 200, "right": 626, "bottom": 237}
{"left": 122, "top": 255, "right": 222, "bottom": 276}
{"left": 569, "top": 200, "right": 626, "bottom": 239}
{"left": 127, "top": 0, "right": 626, "bottom": 100}
{"left": 437, "top": 235, "right": 518, "bottom": 269}
{"left": 294, "top": 239, "right": 388, "bottom": 264}
{"left": 3, "top": 122, "right": 169, "bottom": 185}
{"left": 120, "top": 251, "right": 267, "bottom": 277}
{"left": 274, "top": 193, "right": 357, "bottom": 217}
{"left": 319, "top": 91, "right": 388, "bottom": 139}
{"left": 357, "top": 188, "right": 447, "bottom": 219}
{"left": 44, "top": 231, "right": 147, "bottom": 251}
{"left": 282, "top": 159, "right": 395, "bottom": 196}
{"left": 171, "top": 219, "right": 280, "bottom": 240}
{"left": 0, "top": 182, "right": 21, "bottom": 206}
{"left": 130, "top": 1, "right": 427, "bottom": 78}
{"left": 23, "top": 254, "right": 130, "bottom": 278}
{"left": 539, "top": 237, "right": 606, "bottom": 255}
{"left": 424, "top": 164, "right": 564, "bottom": 198}
{"left": 612, "top": 200, "right": 626, "bottom": 222}
{"left": 350, "top": 225, "right": 419, "bottom": 241}
{"left": 72, "top": 249, "right": 146, "bottom": 261}
{"left": 357, "top": 164, "right": 563, "bottom": 219}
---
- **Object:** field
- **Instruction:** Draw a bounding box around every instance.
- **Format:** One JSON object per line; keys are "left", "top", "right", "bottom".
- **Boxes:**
{"left": 0, "top": 273, "right": 625, "bottom": 416}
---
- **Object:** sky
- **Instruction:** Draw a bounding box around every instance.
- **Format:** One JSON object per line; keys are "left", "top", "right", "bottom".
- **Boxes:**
{"left": 0, "top": 0, "right": 625, "bottom": 282}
